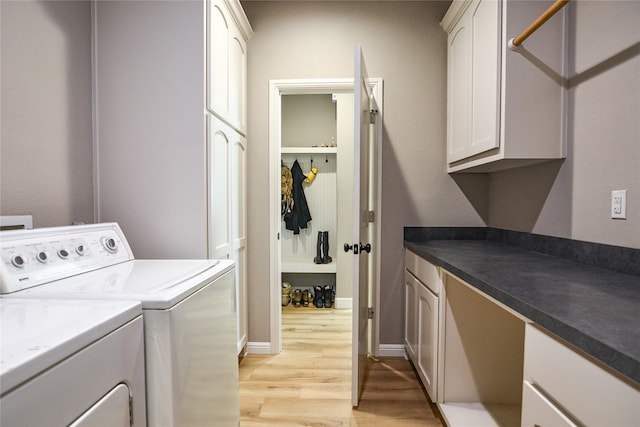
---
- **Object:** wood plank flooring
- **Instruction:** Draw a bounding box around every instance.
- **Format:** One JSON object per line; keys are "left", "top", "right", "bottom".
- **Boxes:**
{"left": 239, "top": 305, "right": 445, "bottom": 426}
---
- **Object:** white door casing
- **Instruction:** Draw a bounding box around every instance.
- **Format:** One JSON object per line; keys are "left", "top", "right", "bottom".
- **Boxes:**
{"left": 267, "top": 75, "right": 383, "bottom": 368}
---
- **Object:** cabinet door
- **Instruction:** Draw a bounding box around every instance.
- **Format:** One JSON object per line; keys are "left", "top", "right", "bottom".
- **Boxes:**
{"left": 446, "top": 0, "right": 501, "bottom": 164}
{"left": 417, "top": 284, "right": 438, "bottom": 401}
{"left": 231, "top": 132, "right": 247, "bottom": 353}
{"left": 228, "top": 25, "right": 247, "bottom": 132}
{"left": 469, "top": 0, "right": 500, "bottom": 157}
{"left": 207, "top": 0, "right": 229, "bottom": 120}
{"left": 208, "top": 114, "right": 231, "bottom": 260}
{"left": 447, "top": 11, "right": 471, "bottom": 163}
{"left": 207, "top": 0, "right": 247, "bottom": 134}
{"left": 404, "top": 270, "right": 418, "bottom": 362}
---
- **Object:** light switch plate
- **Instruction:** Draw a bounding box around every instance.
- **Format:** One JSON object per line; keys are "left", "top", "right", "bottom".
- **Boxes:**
{"left": 611, "top": 190, "right": 627, "bottom": 219}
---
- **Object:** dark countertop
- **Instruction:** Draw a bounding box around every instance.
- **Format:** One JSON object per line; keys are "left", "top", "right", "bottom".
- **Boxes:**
{"left": 404, "top": 238, "right": 640, "bottom": 385}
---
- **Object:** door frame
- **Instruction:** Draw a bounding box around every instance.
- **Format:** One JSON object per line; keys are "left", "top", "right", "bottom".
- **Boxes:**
{"left": 268, "top": 78, "right": 383, "bottom": 354}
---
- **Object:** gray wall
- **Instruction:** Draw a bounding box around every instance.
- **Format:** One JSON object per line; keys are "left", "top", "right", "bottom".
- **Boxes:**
{"left": 1, "top": 0, "right": 94, "bottom": 227}
{"left": 243, "top": 1, "right": 486, "bottom": 346}
{"left": 93, "top": 0, "right": 208, "bottom": 259}
{"left": 488, "top": 1, "right": 640, "bottom": 248}
{"left": 245, "top": 0, "right": 640, "bottom": 347}
{"left": 2, "top": 0, "right": 637, "bottom": 348}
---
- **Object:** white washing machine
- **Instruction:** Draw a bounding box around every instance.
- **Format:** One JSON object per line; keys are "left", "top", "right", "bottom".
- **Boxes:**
{"left": 0, "top": 298, "right": 146, "bottom": 426}
{"left": 0, "top": 223, "right": 239, "bottom": 426}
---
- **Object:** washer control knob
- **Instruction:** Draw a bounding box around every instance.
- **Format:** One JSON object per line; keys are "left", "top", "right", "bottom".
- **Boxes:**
{"left": 76, "top": 245, "right": 86, "bottom": 256}
{"left": 11, "top": 255, "right": 25, "bottom": 268}
{"left": 102, "top": 237, "right": 118, "bottom": 253}
{"left": 58, "top": 249, "right": 70, "bottom": 259}
{"left": 36, "top": 251, "right": 49, "bottom": 263}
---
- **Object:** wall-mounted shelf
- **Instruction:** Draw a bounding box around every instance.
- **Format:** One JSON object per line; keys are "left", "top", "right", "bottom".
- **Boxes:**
{"left": 281, "top": 147, "right": 337, "bottom": 154}
{"left": 282, "top": 262, "right": 337, "bottom": 274}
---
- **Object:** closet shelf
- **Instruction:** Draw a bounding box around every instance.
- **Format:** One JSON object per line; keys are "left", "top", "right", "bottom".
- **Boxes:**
{"left": 282, "top": 262, "right": 337, "bottom": 274}
{"left": 281, "top": 147, "right": 337, "bottom": 154}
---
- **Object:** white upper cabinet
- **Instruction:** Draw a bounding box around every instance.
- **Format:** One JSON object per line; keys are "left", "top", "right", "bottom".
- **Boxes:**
{"left": 207, "top": 0, "right": 252, "bottom": 134}
{"left": 441, "top": 0, "right": 568, "bottom": 173}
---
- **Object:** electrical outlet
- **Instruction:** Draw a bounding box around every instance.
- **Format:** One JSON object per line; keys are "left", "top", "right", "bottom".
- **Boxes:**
{"left": 611, "top": 190, "right": 627, "bottom": 219}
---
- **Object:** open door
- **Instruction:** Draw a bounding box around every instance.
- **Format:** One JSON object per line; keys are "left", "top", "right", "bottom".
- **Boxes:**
{"left": 349, "top": 45, "right": 373, "bottom": 407}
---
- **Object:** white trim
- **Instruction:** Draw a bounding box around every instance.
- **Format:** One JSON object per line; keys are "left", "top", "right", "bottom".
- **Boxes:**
{"left": 377, "top": 344, "right": 408, "bottom": 359}
{"left": 245, "top": 342, "right": 272, "bottom": 355}
{"left": 91, "top": 0, "right": 99, "bottom": 223}
{"left": 269, "top": 78, "right": 383, "bottom": 357}
{"left": 268, "top": 81, "right": 282, "bottom": 354}
{"left": 372, "top": 80, "right": 383, "bottom": 359}
{"left": 335, "top": 298, "right": 353, "bottom": 309}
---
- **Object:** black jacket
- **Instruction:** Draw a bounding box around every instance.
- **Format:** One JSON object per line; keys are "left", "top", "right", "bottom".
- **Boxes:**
{"left": 284, "top": 160, "right": 312, "bottom": 234}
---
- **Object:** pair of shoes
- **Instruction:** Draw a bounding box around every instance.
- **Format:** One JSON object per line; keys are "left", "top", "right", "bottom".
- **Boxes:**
{"left": 301, "top": 289, "right": 311, "bottom": 307}
{"left": 312, "top": 285, "right": 334, "bottom": 308}
{"left": 292, "top": 289, "right": 302, "bottom": 307}
{"left": 282, "top": 281, "right": 292, "bottom": 307}
{"left": 313, "top": 285, "right": 324, "bottom": 308}
{"left": 313, "top": 231, "right": 333, "bottom": 264}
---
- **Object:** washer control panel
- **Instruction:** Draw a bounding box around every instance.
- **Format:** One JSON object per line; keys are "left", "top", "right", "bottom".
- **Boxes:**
{"left": 0, "top": 223, "right": 134, "bottom": 294}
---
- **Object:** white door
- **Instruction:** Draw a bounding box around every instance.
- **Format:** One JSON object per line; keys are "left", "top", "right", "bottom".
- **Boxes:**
{"left": 350, "top": 45, "right": 373, "bottom": 407}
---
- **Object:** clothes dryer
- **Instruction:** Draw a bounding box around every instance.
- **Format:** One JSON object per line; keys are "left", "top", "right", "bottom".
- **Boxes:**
{"left": 0, "top": 298, "right": 146, "bottom": 426}
{"left": 0, "top": 223, "right": 239, "bottom": 426}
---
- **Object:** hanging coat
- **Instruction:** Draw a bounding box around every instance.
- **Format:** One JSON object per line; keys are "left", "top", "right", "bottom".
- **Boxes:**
{"left": 284, "top": 160, "right": 312, "bottom": 234}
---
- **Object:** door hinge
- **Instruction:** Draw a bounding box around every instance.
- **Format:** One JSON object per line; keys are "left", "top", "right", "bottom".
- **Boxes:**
{"left": 367, "top": 307, "right": 374, "bottom": 319}
{"left": 129, "top": 395, "right": 134, "bottom": 425}
{"left": 367, "top": 210, "right": 375, "bottom": 223}
{"left": 369, "top": 109, "right": 378, "bottom": 124}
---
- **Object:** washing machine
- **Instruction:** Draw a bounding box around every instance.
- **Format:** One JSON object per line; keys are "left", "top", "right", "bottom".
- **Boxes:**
{"left": 0, "top": 223, "right": 239, "bottom": 426}
{"left": 0, "top": 298, "right": 146, "bottom": 426}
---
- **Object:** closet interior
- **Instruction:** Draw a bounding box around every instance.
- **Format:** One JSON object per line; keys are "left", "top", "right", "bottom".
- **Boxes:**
{"left": 280, "top": 93, "right": 354, "bottom": 309}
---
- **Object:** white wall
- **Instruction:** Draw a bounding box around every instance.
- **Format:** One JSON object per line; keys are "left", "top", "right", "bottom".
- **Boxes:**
{"left": 282, "top": 94, "right": 336, "bottom": 147}
{"left": 1, "top": 0, "right": 94, "bottom": 227}
{"left": 243, "top": 1, "right": 485, "bottom": 346}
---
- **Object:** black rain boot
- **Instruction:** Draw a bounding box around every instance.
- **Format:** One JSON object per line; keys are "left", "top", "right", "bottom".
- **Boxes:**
{"left": 313, "top": 285, "right": 324, "bottom": 308}
{"left": 322, "top": 231, "right": 332, "bottom": 264}
{"left": 313, "top": 231, "right": 323, "bottom": 264}
{"left": 323, "top": 285, "right": 333, "bottom": 308}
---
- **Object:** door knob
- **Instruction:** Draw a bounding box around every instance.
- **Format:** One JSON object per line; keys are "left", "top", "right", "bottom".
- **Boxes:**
{"left": 359, "top": 243, "right": 371, "bottom": 253}
{"left": 345, "top": 243, "right": 371, "bottom": 254}
{"left": 344, "top": 243, "right": 359, "bottom": 254}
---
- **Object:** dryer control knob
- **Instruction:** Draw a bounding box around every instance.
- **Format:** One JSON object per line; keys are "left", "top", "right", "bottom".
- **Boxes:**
{"left": 11, "top": 255, "right": 25, "bottom": 268}
{"left": 102, "top": 237, "right": 118, "bottom": 254}
{"left": 58, "top": 249, "right": 70, "bottom": 259}
{"left": 76, "top": 245, "right": 86, "bottom": 256}
{"left": 36, "top": 251, "right": 48, "bottom": 263}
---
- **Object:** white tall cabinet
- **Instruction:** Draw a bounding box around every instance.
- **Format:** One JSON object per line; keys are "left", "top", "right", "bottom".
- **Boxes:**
{"left": 94, "top": 0, "right": 252, "bottom": 354}
{"left": 206, "top": 0, "right": 252, "bottom": 354}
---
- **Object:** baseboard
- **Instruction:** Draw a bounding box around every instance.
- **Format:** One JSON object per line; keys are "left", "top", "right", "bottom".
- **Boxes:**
{"left": 377, "top": 344, "right": 407, "bottom": 358}
{"left": 335, "top": 297, "right": 352, "bottom": 309}
{"left": 245, "top": 342, "right": 273, "bottom": 355}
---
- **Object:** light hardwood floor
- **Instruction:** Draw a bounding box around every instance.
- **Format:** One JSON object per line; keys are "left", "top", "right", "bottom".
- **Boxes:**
{"left": 239, "top": 305, "right": 445, "bottom": 426}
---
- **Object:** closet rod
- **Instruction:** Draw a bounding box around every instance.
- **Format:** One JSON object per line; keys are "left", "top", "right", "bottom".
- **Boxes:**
{"left": 508, "top": 0, "right": 569, "bottom": 51}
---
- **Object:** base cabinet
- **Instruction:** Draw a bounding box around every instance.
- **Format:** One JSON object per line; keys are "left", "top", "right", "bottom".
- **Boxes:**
{"left": 406, "top": 249, "right": 640, "bottom": 426}
{"left": 404, "top": 250, "right": 441, "bottom": 401}
{"left": 522, "top": 324, "right": 640, "bottom": 426}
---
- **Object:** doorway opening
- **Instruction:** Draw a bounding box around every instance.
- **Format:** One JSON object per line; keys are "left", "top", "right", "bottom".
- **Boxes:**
{"left": 268, "top": 78, "right": 383, "bottom": 358}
